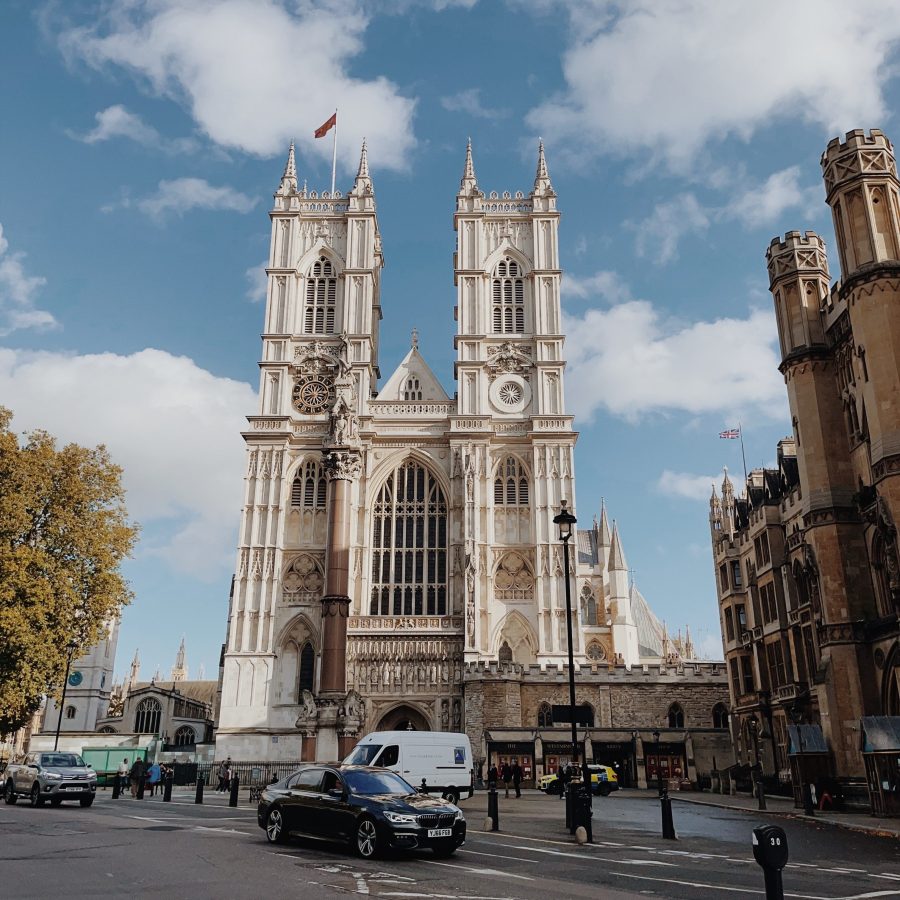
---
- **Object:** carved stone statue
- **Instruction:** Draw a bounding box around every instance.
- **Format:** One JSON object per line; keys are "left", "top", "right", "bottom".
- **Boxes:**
{"left": 296, "top": 689, "right": 318, "bottom": 729}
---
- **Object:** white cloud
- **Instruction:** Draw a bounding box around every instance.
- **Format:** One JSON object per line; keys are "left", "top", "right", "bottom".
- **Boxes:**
{"left": 58, "top": 0, "right": 416, "bottom": 173}
{"left": 68, "top": 104, "right": 198, "bottom": 154}
{"left": 563, "top": 269, "right": 631, "bottom": 303}
{"left": 657, "top": 470, "right": 719, "bottom": 502}
{"left": 245, "top": 261, "right": 267, "bottom": 303}
{"left": 526, "top": 0, "right": 900, "bottom": 169}
{"left": 632, "top": 194, "right": 710, "bottom": 265}
{"left": 440, "top": 88, "right": 505, "bottom": 119}
{"left": 0, "top": 348, "right": 256, "bottom": 580}
{"left": 727, "top": 166, "right": 819, "bottom": 229}
{"left": 0, "top": 225, "right": 57, "bottom": 337}
{"left": 105, "top": 178, "right": 257, "bottom": 221}
{"left": 564, "top": 299, "right": 788, "bottom": 423}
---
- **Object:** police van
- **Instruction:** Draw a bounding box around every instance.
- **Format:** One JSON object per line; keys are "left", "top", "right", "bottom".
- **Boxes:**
{"left": 345, "top": 731, "right": 474, "bottom": 805}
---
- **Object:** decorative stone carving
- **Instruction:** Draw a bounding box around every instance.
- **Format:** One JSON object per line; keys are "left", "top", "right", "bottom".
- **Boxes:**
{"left": 282, "top": 554, "right": 325, "bottom": 603}
{"left": 495, "top": 552, "right": 533, "bottom": 600}
{"left": 486, "top": 341, "right": 533, "bottom": 378}
{"left": 324, "top": 450, "right": 361, "bottom": 481}
{"left": 296, "top": 689, "right": 318, "bottom": 731}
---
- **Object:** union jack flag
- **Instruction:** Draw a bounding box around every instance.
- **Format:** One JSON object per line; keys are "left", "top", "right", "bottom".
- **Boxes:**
{"left": 719, "top": 428, "right": 740, "bottom": 439}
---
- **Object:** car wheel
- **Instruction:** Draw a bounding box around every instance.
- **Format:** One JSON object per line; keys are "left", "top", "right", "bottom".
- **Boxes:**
{"left": 355, "top": 817, "right": 379, "bottom": 859}
{"left": 442, "top": 790, "right": 459, "bottom": 805}
{"left": 432, "top": 839, "right": 456, "bottom": 859}
{"left": 4, "top": 781, "right": 16, "bottom": 805}
{"left": 30, "top": 784, "right": 44, "bottom": 807}
{"left": 265, "top": 807, "right": 287, "bottom": 844}
{"left": 79, "top": 796, "right": 94, "bottom": 808}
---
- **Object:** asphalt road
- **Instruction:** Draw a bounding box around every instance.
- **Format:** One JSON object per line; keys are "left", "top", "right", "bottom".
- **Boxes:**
{"left": 1, "top": 788, "right": 898, "bottom": 899}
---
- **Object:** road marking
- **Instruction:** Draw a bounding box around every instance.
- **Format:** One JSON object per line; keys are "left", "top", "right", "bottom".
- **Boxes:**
{"left": 422, "top": 860, "right": 534, "bottom": 881}
{"left": 873, "top": 875, "right": 900, "bottom": 882}
{"left": 192, "top": 826, "right": 251, "bottom": 836}
{"left": 460, "top": 849, "right": 536, "bottom": 864}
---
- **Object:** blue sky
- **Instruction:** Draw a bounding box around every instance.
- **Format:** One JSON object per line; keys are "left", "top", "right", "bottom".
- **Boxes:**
{"left": 2, "top": 0, "right": 899, "bottom": 680}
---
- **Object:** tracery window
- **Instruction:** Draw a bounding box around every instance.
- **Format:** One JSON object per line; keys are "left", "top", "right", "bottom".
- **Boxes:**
{"left": 292, "top": 460, "right": 327, "bottom": 508}
{"left": 298, "top": 641, "right": 315, "bottom": 694}
{"left": 586, "top": 642, "right": 606, "bottom": 662}
{"left": 712, "top": 703, "right": 729, "bottom": 729}
{"left": 493, "top": 456, "right": 529, "bottom": 505}
{"left": 282, "top": 555, "right": 324, "bottom": 603}
{"left": 498, "top": 641, "right": 513, "bottom": 663}
{"left": 494, "top": 552, "right": 533, "bottom": 600}
{"left": 303, "top": 256, "right": 337, "bottom": 334}
{"left": 173, "top": 725, "right": 196, "bottom": 746}
{"left": 537, "top": 701, "right": 553, "bottom": 727}
{"left": 403, "top": 377, "right": 422, "bottom": 401}
{"left": 370, "top": 461, "right": 448, "bottom": 615}
{"left": 134, "top": 698, "right": 162, "bottom": 734}
{"left": 492, "top": 257, "right": 525, "bottom": 334}
{"left": 582, "top": 584, "right": 598, "bottom": 626}
{"left": 667, "top": 703, "right": 684, "bottom": 729}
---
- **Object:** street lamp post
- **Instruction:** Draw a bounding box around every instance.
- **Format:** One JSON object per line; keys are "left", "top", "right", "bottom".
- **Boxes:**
{"left": 749, "top": 718, "right": 767, "bottom": 811}
{"left": 653, "top": 728, "right": 676, "bottom": 839}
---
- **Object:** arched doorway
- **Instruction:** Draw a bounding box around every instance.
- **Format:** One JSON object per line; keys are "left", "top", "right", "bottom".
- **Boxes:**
{"left": 376, "top": 704, "right": 431, "bottom": 732}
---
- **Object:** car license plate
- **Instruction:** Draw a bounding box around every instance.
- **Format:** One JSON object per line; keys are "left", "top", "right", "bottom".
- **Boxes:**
{"left": 65, "top": 786, "right": 83, "bottom": 791}
{"left": 428, "top": 828, "right": 452, "bottom": 838}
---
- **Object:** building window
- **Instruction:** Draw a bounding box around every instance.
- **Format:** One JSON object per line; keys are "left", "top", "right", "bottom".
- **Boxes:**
{"left": 292, "top": 460, "right": 326, "bottom": 509}
{"left": 538, "top": 702, "right": 553, "bottom": 727}
{"left": 498, "top": 641, "right": 513, "bottom": 663}
{"left": 370, "top": 460, "right": 448, "bottom": 616}
{"left": 667, "top": 703, "right": 685, "bottom": 728}
{"left": 298, "top": 641, "right": 315, "bottom": 694}
{"left": 303, "top": 256, "right": 337, "bottom": 334}
{"left": 760, "top": 581, "right": 778, "bottom": 624}
{"left": 173, "top": 725, "right": 196, "bottom": 747}
{"left": 740, "top": 655, "right": 755, "bottom": 694}
{"left": 403, "top": 377, "right": 422, "bottom": 401}
{"left": 134, "top": 698, "right": 162, "bottom": 734}
{"left": 98, "top": 726, "right": 117, "bottom": 734}
{"left": 494, "top": 456, "right": 529, "bottom": 505}
{"left": 724, "top": 608, "right": 735, "bottom": 642}
{"left": 65, "top": 706, "right": 76, "bottom": 720}
{"left": 729, "top": 659, "right": 741, "bottom": 697}
{"left": 586, "top": 641, "right": 606, "bottom": 661}
{"left": 719, "top": 564, "right": 729, "bottom": 592}
{"left": 766, "top": 640, "right": 787, "bottom": 688}
{"left": 712, "top": 703, "right": 729, "bottom": 729}
{"left": 492, "top": 257, "right": 525, "bottom": 334}
{"left": 754, "top": 533, "right": 771, "bottom": 567}
{"left": 736, "top": 603, "right": 747, "bottom": 631}
{"left": 731, "top": 561, "right": 742, "bottom": 589}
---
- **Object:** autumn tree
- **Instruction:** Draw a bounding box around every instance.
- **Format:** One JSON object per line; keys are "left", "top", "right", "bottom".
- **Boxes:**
{"left": 0, "top": 408, "right": 138, "bottom": 734}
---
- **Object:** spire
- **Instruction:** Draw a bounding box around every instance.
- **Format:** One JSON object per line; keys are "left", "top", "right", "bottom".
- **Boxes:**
{"left": 350, "top": 138, "right": 373, "bottom": 196}
{"left": 128, "top": 648, "right": 140, "bottom": 685}
{"left": 532, "top": 138, "right": 554, "bottom": 195}
{"left": 459, "top": 137, "right": 479, "bottom": 195}
{"left": 597, "top": 499, "right": 612, "bottom": 548}
{"left": 278, "top": 141, "right": 297, "bottom": 195}
{"left": 411, "top": 327, "right": 419, "bottom": 350}
{"left": 171, "top": 637, "right": 187, "bottom": 682}
{"left": 721, "top": 466, "right": 734, "bottom": 495}
{"left": 608, "top": 521, "right": 628, "bottom": 571}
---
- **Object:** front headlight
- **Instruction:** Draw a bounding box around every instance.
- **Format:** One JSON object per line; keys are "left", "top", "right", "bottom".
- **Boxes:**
{"left": 383, "top": 811, "right": 417, "bottom": 825}
{"left": 43, "top": 772, "right": 62, "bottom": 780}
{"left": 454, "top": 809, "right": 464, "bottom": 821}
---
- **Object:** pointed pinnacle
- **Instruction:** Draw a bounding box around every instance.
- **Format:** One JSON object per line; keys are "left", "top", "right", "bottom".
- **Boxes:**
{"left": 283, "top": 141, "right": 297, "bottom": 180}
{"left": 609, "top": 521, "right": 627, "bottom": 571}
{"left": 357, "top": 138, "right": 369, "bottom": 179}
{"left": 461, "top": 137, "right": 477, "bottom": 189}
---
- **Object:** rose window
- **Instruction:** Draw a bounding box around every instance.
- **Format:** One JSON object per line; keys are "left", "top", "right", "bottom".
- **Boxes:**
{"left": 586, "top": 642, "right": 606, "bottom": 661}
{"left": 497, "top": 382, "right": 523, "bottom": 406}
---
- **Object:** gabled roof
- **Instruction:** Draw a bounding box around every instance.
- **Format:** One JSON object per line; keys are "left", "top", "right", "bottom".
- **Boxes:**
{"left": 630, "top": 584, "right": 665, "bottom": 658}
{"left": 378, "top": 346, "right": 450, "bottom": 402}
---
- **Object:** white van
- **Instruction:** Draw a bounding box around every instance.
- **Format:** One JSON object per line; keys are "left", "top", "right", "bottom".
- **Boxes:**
{"left": 344, "top": 731, "right": 474, "bottom": 804}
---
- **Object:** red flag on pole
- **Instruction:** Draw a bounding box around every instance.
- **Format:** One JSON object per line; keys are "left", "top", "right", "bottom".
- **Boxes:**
{"left": 314, "top": 113, "right": 337, "bottom": 138}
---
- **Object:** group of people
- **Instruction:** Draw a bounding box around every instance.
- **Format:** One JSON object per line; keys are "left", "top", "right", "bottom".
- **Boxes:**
{"left": 114, "top": 757, "right": 173, "bottom": 798}
{"left": 215, "top": 757, "right": 233, "bottom": 792}
{"left": 487, "top": 761, "right": 524, "bottom": 798}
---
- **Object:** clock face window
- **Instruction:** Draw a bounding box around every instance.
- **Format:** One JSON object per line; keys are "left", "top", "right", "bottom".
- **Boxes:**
{"left": 292, "top": 376, "right": 331, "bottom": 414}
{"left": 68, "top": 671, "right": 84, "bottom": 687}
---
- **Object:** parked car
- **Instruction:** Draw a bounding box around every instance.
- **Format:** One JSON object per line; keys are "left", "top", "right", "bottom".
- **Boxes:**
{"left": 4, "top": 752, "right": 97, "bottom": 807}
{"left": 344, "top": 730, "right": 474, "bottom": 804}
{"left": 257, "top": 764, "right": 466, "bottom": 859}
{"left": 538, "top": 764, "right": 619, "bottom": 796}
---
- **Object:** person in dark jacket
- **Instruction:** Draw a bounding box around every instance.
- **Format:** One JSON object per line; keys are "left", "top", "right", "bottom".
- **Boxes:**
{"left": 487, "top": 764, "right": 498, "bottom": 791}
{"left": 512, "top": 761, "right": 523, "bottom": 798}
{"left": 129, "top": 757, "right": 145, "bottom": 798}
{"left": 501, "top": 762, "right": 512, "bottom": 798}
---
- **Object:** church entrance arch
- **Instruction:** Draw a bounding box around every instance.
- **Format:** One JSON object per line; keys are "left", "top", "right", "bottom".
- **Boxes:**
{"left": 376, "top": 704, "right": 432, "bottom": 732}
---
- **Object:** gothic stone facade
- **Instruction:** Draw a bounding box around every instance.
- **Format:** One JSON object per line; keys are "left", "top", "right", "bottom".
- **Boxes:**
{"left": 711, "top": 129, "right": 900, "bottom": 790}
{"left": 215, "top": 141, "right": 725, "bottom": 764}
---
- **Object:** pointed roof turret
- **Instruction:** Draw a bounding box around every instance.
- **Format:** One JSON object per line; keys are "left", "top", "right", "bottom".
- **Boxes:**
{"left": 278, "top": 141, "right": 297, "bottom": 195}
{"left": 379, "top": 337, "right": 451, "bottom": 402}
{"left": 459, "top": 137, "right": 479, "bottom": 196}
{"left": 597, "top": 499, "right": 612, "bottom": 548}
{"left": 349, "top": 138, "right": 373, "bottom": 197}
{"left": 609, "top": 521, "right": 628, "bottom": 571}
{"left": 171, "top": 636, "right": 187, "bottom": 681}
{"left": 532, "top": 138, "right": 554, "bottom": 196}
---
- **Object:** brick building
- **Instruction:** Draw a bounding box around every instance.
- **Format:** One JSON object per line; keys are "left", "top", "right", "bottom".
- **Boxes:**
{"left": 710, "top": 129, "right": 900, "bottom": 811}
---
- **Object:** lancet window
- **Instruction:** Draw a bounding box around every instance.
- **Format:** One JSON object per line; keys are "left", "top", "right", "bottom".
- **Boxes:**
{"left": 134, "top": 698, "right": 162, "bottom": 734}
{"left": 492, "top": 257, "right": 525, "bottom": 334}
{"left": 292, "top": 460, "right": 327, "bottom": 508}
{"left": 303, "top": 256, "right": 337, "bottom": 334}
{"left": 493, "top": 456, "right": 529, "bottom": 505}
{"left": 370, "top": 461, "right": 448, "bottom": 616}
{"left": 403, "top": 377, "right": 422, "bottom": 401}
{"left": 298, "top": 641, "right": 315, "bottom": 694}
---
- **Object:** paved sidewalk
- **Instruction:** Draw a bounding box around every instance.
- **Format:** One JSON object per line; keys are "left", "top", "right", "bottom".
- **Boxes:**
{"left": 670, "top": 789, "right": 900, "bottom": 839}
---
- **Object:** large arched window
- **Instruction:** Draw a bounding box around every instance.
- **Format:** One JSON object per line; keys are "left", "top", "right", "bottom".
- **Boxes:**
{"left": 174, "top": 725, "right": 196, "bottom": 747}
{"left": 298, "top": 641, "right": 315, "bottom": 694}
{"left": 492, "top": 257, "right": 525, "bottom": 334}
{"left": 667, "top": 703, "right": 685, "bottom": 729}
{"left": 537, "top": 702, "right": 553, "bottom": 728}
{"left": 493, "top": 456, "right": 529, "bottom": 505}
{"left": 134, "top": 698, "right": 162, "bottom": 734}
{"left": 370, "top": 461, "right": 448, "bottom": 616}
{"left": 292, "top": 460, "right": 327, "bottom": 508}
{"left": 712, "top": 703, "right": 729, "bottom": 729}
{"left": 303, "top": 256, "right": 337, "bottom": 334}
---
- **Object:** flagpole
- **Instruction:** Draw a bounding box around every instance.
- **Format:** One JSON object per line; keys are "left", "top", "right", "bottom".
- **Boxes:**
{"left": 738, "top": 421, "right": 748, "bottom": 487}
{"left": 330, "top": 108, "right": 338, "bottom": 197}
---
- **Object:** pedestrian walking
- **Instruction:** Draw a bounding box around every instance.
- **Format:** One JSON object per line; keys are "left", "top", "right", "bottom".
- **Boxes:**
{"left": 558, "top": 764, "right": 570, "bottom": 800}
{"left": 116, "top": 758, "right": 128, "bottom": 798}
{"left": 147, "top": 761, "right": 161, "bottom": 797}
{"left": 512, "top": 761, "right": 522, "bottom": 799}
{"left": 129, "top": 757, "right": 145, "bottom": 798}
{"left": 487, "top": 764, "right": 498, "bottom": 791}
{"left": 216, "top": 759, "right": 229, "bottom": 792}
{"left": 501, "top": 762, "right": 512, "bottom": 799}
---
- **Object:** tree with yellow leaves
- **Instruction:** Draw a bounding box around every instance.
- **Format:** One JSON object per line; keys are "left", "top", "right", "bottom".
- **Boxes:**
{"left": 0, "top": 408, "right": 138, "bottom": 735}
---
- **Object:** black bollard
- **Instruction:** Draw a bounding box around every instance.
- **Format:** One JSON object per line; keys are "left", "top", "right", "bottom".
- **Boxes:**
{"left": 801, "top": 781, "right": 815, "bottom": 817}
{"left": 111, "top": 775, "right": 120, "bottom": 800}
{"left": 487, "top": 786, "right": 499, "bottom": 832}
{"left": 752, "top": 824, "right": 788, "bottom": 900}
{"left": 136, "top": 774, "right": 146, "bottom": 800}
{"left": 163, "top": 771, "right": 173, "bottom": 803}
{"left": 574, "top": 783, "right": 593, "bottom": 843}
{"left": 660, "top": 791, "right": 677, "bottom": 840}
{"left": 229, "top": 773, "right": 239, "bottom": 808}
{"left": 195, "top": 774, "right": 204, "bottom": 804}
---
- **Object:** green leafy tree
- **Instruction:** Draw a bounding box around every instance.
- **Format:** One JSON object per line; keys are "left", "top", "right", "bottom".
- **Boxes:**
{"left": 0, "top": 408, "right": 138, "bottom": 734}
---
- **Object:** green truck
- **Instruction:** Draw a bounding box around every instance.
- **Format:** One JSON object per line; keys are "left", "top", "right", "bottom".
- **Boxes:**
{"left": 80, "top": 746, "right": 151, "bottom": 787}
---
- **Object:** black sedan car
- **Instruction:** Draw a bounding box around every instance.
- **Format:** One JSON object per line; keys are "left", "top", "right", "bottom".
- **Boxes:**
{"left": 257, "top": 764, "right": 465, "bottom": 859}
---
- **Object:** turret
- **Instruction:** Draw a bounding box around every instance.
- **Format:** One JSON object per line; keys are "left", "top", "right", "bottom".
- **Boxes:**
{"left": 709, "top": 483, "right": 722, "bottom": 540}
{"left": 721, "top": 468, "right": 735, "bottom": 539}
{"left": 277, "top": 141, "right": 297, "bottom": 197}
{"left": 458, "top": 137, "right": 480, "bottom": 199}
{"left": 608, "top": 521, "right": 639, "bottom": 667}
{"left": 821, "top": 129, "right": 900, "bottom": 279}
{"left": 532, "top": 139, "right": 554, "bottom": 197}
{"left": 171, "top": 637, "right": 187, "bottom": 682}
{"left": 766, "top": 231, "right": 829, "bottom": 363}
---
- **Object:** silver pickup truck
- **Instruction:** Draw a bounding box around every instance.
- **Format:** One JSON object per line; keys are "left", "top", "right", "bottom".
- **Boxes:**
{"left": 4, "top": 751, "right": 97, "bottom": 807}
